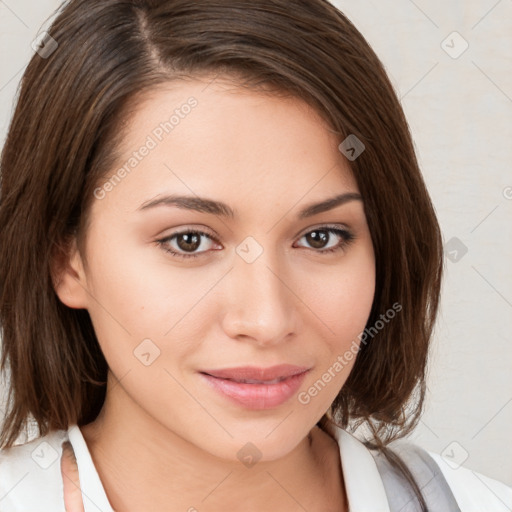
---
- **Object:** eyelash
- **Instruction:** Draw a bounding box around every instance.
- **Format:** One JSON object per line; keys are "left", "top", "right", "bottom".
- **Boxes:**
{"left": 156, "top": 225, "right": 356, "bottom": 260}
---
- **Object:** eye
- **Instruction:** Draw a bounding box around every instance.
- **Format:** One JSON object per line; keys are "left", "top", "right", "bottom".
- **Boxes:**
{"left": 156, "top": 229, "right": 220, "bottom": 259}
{"left": 294, "top": 225, "right": 355, "bottom": 254}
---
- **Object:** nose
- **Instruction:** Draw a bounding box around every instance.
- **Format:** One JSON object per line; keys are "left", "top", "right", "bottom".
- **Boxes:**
{"left": 220, "top": 248, "right": 299, "bottom": 347}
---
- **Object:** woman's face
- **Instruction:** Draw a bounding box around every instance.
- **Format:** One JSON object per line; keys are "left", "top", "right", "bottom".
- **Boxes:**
{"left": 59, "top": 76, "right": 375, "bottom": 461}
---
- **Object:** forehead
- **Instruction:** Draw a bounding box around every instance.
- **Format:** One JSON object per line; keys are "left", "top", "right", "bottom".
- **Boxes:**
{"left": 94, "top": 76, "right": 359, "bottom": 216}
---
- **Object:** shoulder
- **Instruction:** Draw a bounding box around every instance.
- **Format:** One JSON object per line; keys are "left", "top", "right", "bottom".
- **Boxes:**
{"left": 428, "top": 450, "right": 512, "bottom": 511}
{"left": 0, "top": 428, "right": 68, "bottom": 512}
{"left": 327, "top": 423, "right": 512, "bottom": 512}
{"left": 383, "top": 440, "right": 512, "bottom": 512}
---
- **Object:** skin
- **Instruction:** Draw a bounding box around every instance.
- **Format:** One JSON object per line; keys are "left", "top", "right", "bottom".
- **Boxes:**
{"left": 54, "top": 75, "right": 376, "bottom": 512}
{"left": 61, "top": 442, "right": 85, "bottom": 512}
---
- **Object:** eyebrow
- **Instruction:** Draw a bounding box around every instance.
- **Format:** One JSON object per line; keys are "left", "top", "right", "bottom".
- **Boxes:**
{"left": 137, "top": 192, "right": 362, "bottom": 219}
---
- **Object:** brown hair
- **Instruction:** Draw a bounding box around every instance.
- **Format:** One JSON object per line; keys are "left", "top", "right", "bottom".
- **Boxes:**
{"left": 0, "top": 0, "right": 443, "bottom": 507}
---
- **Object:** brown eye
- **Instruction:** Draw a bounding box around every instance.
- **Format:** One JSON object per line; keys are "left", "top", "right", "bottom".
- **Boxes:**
{"left": 295, "top": 227, "right": 355, "bottom": 254}
{"left": 157, "top": 230, "right": 219, "bottom": 259}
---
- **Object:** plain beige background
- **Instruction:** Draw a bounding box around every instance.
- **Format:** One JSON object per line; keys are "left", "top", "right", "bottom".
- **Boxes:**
{"left": 0, "top": 0, "right": 511, "bottom": 488}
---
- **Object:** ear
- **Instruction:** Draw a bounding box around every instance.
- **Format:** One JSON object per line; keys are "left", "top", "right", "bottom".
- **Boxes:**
{"left": 51, "top": 236, "right": 90, "bottom": 309}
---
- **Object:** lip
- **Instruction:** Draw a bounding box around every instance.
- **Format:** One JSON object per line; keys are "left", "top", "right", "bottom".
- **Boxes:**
{"left": 199, "top": 365, "right": 311, "bottom": 410}
{"left": 200, "top": 364, "right": 310, "bottom": 381}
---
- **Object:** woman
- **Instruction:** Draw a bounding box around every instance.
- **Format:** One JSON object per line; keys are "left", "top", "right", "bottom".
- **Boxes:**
{"left": 0, "top": 0, "right": 510, "bottom": 510}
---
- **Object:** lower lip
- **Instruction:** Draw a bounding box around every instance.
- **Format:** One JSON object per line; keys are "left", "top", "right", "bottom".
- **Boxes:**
{"left": 200, "top": 371, "right": 309, "bottom": 410}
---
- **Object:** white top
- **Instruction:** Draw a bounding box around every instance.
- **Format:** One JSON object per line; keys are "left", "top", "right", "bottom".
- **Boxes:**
{"left": 0, "top": 424, "right": 511, "bottom": 511}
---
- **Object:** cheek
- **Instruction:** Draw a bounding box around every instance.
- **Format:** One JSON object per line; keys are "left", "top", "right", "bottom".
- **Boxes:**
{"left": 303, "top": 248, "right": 376, "bottom": 344}
{"left": 82, "top": 233, "right": 230, "bottom": 391}
{"left": 84, "top": 230, "right": 197, "bottom": 332}
{"left": 295, "top": 248, "right": 375, "bottom": 408}
{"left": 334, "top": 267, "right": 375, "bottom": 339}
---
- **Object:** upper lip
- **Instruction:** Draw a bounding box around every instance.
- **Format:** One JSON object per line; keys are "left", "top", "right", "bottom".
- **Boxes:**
{"left": 200, "top": 364, "right": 310, "bottom": 382}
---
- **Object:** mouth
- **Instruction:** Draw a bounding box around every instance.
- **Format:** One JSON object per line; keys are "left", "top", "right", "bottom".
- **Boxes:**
{"left": 198, "top": 365, "right": 311, "bottom": 410}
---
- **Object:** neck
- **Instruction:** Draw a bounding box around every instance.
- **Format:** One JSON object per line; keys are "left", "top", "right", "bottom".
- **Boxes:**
{"left": 81, "top": 373, "right": 346, "bottom": 512}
